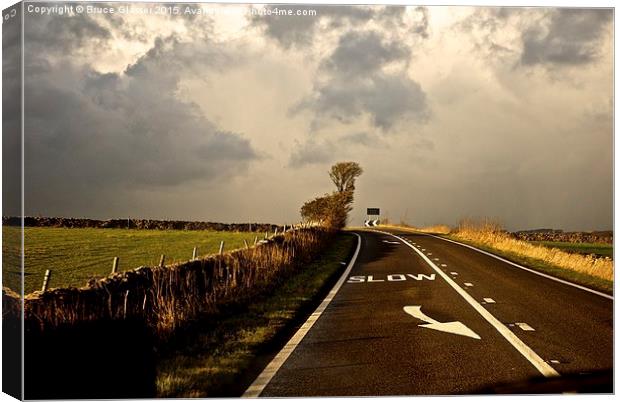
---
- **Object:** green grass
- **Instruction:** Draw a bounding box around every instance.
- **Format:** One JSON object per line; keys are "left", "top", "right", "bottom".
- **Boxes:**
{"left": 156, "top": 232, "right": 356, "bottom": 398}
{"left": 529, "top": 241, "right": 613, "bottom": 259}
{"left": 445, "top": 235, "right": 613, "bottom": 294}
{"left": 2, "top": 227, "right": 263, "bottom": 294}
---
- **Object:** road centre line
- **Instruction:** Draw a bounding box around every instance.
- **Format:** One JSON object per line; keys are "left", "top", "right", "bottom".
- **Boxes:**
{"left": 374, "top": 230, "right": 560, "bottom": 378}
{"left": 242, "top": 233, "right": 362, "bottom": 397}
{"left": 425, "top": 234, "right": 613, "bottom": 301}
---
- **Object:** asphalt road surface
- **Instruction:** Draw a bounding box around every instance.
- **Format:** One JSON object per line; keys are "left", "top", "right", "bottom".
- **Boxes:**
{"left": 244, "top": 229, "right": 613, "bottom": 396}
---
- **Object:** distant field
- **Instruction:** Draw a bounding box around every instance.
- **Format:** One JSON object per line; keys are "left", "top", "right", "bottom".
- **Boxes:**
{"left": 2, "top": 227, "right": 262, "bottom": 294}
{"left": 530, "top": 241, "right": 613, "bottom": 259}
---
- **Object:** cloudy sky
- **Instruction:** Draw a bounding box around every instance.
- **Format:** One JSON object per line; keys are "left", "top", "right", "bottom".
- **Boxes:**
{"left": 5, "top": 2, "right": 613, "bottom": 230}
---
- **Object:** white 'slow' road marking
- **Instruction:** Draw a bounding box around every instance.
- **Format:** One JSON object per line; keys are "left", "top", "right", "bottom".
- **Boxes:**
{"left": 242, "top": 233, "right": 362, "bottom": 397}
{"left": 374, "top": 230, "right": 559, "bottom": 378}
{"left": 515, "top": 322, "right": 535, "bottom": 331}
{"left": 483, "top": 298, "right": 496, "bottom": 303}
{"left": 464, "top": 282, "right": 474, "bottom": 287}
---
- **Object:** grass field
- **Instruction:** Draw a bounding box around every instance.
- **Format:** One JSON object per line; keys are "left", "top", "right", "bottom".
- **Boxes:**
{"left": 530, "top": 241, "right": 613, "bottom": 259}
{"left": 2, "top": 227, "right": 263, "bottom": 294}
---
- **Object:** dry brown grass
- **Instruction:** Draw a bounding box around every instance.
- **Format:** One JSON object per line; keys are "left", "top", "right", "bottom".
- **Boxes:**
{"left": 5, "top": 228, "right": 334, "bottom": 339}
{"left": 453, "top": 219, "right": 613, "bottom": 282}
{"left": 380, "top": 223, "right": 452, "bottom": 235}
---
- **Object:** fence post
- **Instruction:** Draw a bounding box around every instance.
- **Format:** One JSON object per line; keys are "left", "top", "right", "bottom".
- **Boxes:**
{"left": 219, "top": 241, "right": 225, "bottom": 255}
{"left": 159, "top": 254, "right": 166, "bottom": 267}
{"left": 254, "top": 236, "right": 258, "bottom": 245}
{"left": 264, "top": 231, "right": 268, "bottom": 239}
{"left": 244, "top": 239, "right": 249, "bottom": 249}
{"left": 111, "top": 257, "right": 119, "bottom": 274}
{"left": 274, "top": 228, "right": 278, "bottom": 236}
{"left": 249, "top": 222, "right": 252, "bottom": 232}
{"left": 192, "top": 247, "right": 198, "bottom": 260}
{"left": 283, "top": 224, "right": 286, "bottom": 232}
{"left": 123, "top": 290, "right": 130, "bottom": 319}
{"left": 41, "top": 269, "right": 51, "bottom": 292}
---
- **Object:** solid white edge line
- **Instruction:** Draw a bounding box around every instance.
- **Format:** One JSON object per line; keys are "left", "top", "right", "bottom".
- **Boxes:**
{"left": 374, "top": 230, "right": 560, "bottom": 378}
{"left": 425, "top": 233, "right": 614, "bottom": 301}
{"left": 242, "top": 233, "right": 362, "bottom": 398}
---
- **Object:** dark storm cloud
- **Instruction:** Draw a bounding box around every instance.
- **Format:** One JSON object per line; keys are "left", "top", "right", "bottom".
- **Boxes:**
{"left": 250, "top": 4, "right": 409, "bottom": 49}
{"left": 520, "top": 8, "right": 612, "bottom": 66}
{"left": 323, "top": 31, "right": 410, "bottom": 75}
{"left": 23, "top": 17, "right": 258, "bottom": 215}
{"left": 3, "top": 5, "right": 22, "bottom": 215}
{"left": 297, "top": 73, "right": 428, "bottom": 131}
{"left": 25, "top": 10, "right": 111, "bottom": 52}
{"left": 293, "top": 29, "right": 428, "bottom": 133}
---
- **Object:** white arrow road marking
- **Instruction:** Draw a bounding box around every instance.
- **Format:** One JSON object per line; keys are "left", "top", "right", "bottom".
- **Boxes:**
{"left": 403, "top": 306, "right": 481, "bottom": 340}
{"left": 373, "top": 230, "right": 560, "bottom": 378}
{"left": 515, "top": 322, "right": 535, "bottom": 331}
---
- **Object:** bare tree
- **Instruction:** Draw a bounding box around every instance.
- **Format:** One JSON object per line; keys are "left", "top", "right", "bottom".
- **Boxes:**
{"left": 329, "top": 162, "right": 363, "bottom": 193}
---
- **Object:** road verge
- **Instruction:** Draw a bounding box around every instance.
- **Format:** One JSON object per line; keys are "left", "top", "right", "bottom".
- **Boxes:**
{"left": 156, "top": 232, "right": 359, "bottom": 397}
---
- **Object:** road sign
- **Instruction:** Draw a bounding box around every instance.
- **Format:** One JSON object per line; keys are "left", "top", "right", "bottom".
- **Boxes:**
{"left": 364, "top": 219, "right": 379, "bottom": 227}
{"left": 367, "top": 208, "right": 380, "bottom": 216}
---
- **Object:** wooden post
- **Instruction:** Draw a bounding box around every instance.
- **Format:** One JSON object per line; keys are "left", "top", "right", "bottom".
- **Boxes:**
{"left": 283, "top": 224, "right": 286, "bottom": 232}
{"left": 159, "top": 254, "right": 166, "bottom": 267}
{"left": 264, "top": 231, "right": 268, "bottom": 239}
{"left": 219, "top": 241, "right": 225, "bottom": 255}
{"left": 249, "top": 222, "right": 252, "bottom": 232}
{"left": 123, "top": 290, "right": 129, "bottom": 319}
{"left": 254, "top": 236, "right": 258, "bottom": 245}
{"left": 192, "top": 247, "right": 198, "bottom": 260}
{"left": 274, "top": 228, "right": 278, "bottom": 236}
{"left": 111, "top": 257, "right": 119, "bottom": 274}
{"left": 244, "top": 239, "right": 249, "bottom": 249}
{"left": 41, "top": 269, "right": 51, "bottom": 292}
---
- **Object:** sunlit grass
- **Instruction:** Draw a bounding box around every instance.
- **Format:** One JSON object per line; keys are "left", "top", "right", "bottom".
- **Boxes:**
{"left": 529, "top": 241, "right": 613, "bottom": 259}
{"left": 3, "top": 227, "right": 262, "bottom": 294}
{"left": 452, "top": 219, "right": 613, "bottom": 283}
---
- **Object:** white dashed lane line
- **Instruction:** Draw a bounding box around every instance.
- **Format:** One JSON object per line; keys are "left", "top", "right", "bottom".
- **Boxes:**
{"left": 515, "top": 323, "right": 535, "bottom": 331}
{"left": 377, "top": 230, "right": 559, "bottom": 378}
{"left": 483, "top": 298, "right": 496, "bottom": 303}
{"left": 464, "top": 282, "right": 474, "bottom": 287}
{"left": 450, "top": 272, "right": 458, "bottom": 276}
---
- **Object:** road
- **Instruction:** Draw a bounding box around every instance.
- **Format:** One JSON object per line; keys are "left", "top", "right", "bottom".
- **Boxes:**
{"left": 244, "top": 229, "right": 613, "bottom": 396}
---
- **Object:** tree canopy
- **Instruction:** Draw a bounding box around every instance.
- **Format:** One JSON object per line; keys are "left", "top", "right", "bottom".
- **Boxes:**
{"left": 300, "top": 162, "right": 363, "bottom": 229}
{"left": 329, "top": 162, "right": 364, "bottom": 193}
